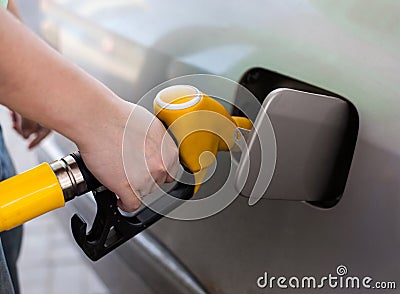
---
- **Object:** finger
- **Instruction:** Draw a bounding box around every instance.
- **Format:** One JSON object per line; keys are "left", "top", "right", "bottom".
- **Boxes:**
{"left": 16, "top": 122, "right": 36, "bottom": 139}
{"left": 22, "top": 129, "right": 35, "bottom": 139}
{"left": 165, "top": 174, "right": 175, "bottom": 183}
{"left": 114, "top": 179, "right": 143, "bottom": 212}
{"left": 164, "top": 160, "right": 179, "bottom": 183}
{"left": 152, "top": 166, "right": 168, "bottom": 183}
{"left": 12, "top": 124, "right": 22, "bottom": 134}
{"left": 28, "top": 128, "right": 51, "bottom": 149}
{"left": 116, "top": 190, "right": 142, "bottom": 212}
{"left": 11, "top": 112, "right": 22, "bottom": 133}
{"left": 22, "top": 121, "right": 40, "bottom": 138}
{"left": 10, "top": 111, "right": 17, "bottom": 126}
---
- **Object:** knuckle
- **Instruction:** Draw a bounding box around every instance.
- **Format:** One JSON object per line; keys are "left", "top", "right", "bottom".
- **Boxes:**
{"left": 126, "top": 201, "right": 141, "bottom": 212}
{"left": 122, "top": 196, "right": 141, "bottom": 212}
{"left": 150, "top": 162, "right": 166, "bottom": 178}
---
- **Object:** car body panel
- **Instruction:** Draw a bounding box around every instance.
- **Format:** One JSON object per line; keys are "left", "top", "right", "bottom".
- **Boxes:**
{"left": 39, "top": 0, "right": 400, "bottom": 293}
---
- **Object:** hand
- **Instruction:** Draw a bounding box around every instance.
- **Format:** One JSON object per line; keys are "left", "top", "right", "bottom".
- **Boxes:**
{"left": 78, "top": 101, "right": 179, "bottom": 212}
{"left": 11, "top": 111, "right": 51, "bottom": 149}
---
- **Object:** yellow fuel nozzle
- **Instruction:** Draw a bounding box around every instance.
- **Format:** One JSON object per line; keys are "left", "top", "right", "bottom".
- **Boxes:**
{"left": 154, "top": 85, "right": 252, "bottom": 193}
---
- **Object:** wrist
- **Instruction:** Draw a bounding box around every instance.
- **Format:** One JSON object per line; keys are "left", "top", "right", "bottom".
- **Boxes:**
{"left": 67, "top": 96, "right": 132, "bottom": 150}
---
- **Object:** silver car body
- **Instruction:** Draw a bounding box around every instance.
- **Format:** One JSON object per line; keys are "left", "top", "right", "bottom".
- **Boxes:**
{"left": 37, "top": 0, "right": 400, "bottom": 293}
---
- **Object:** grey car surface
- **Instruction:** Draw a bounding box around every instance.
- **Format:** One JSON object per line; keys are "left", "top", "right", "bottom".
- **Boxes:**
{"left": 37, "top": 0, "right": 400, "bottom": 293}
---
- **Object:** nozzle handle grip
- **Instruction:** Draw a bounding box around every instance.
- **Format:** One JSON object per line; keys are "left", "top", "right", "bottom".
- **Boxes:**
{"left": 71, "top": 171, "right": 194, "bottom": 261}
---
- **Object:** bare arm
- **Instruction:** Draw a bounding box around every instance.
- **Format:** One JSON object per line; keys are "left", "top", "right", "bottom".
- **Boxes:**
{"left": 0, "top": 8, "right": 122, "bottom": 146}
{"left": 6, "top": 0, "right": 51, "bottom": 148}
{"left": 0, "top": 8, "right": 178, "bottom": 211}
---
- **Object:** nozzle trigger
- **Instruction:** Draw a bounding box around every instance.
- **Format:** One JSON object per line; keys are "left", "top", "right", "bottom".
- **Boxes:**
{"left": 71, "top": 178, "right": 194, "bottom": 261}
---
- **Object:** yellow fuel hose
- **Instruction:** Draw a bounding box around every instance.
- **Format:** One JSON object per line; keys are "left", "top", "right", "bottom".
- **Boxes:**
{"left": 0, "top": 163, "right": 64, "bottom": 231}
{"left": 0, "top": 153, "right": 91, "bottom": 232}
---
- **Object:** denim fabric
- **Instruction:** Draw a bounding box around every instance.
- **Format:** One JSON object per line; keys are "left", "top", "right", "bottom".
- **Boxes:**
{"left": 1, "top": 227, "right": 22, "bottom": 294}
{"left": 0, "top": 240, "right": 14, "bottom": 294}
{"left": 0, "top": 126, "right": 22, "bottom": 294}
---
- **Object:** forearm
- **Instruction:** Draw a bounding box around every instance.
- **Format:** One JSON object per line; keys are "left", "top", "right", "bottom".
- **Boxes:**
{"left": 0, "top": 9, "right": 128, "bottom": 147}
{"left": 0, "top": 7, "right": 178, "bottom": 212}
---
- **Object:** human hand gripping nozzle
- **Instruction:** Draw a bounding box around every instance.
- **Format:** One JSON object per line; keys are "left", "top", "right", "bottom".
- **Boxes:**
{"left": 0, "top": 85, "right": 251, "bottom": 261}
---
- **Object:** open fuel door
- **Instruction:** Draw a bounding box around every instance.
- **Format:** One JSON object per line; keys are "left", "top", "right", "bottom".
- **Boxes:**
{"left": 234, "top": 69, "right": 358, "bottom": 208}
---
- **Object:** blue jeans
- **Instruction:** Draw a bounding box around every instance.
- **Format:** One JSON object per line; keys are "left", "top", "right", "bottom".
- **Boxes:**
{"left": 0, "top": 127, "right": 22, "bottom": 294}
